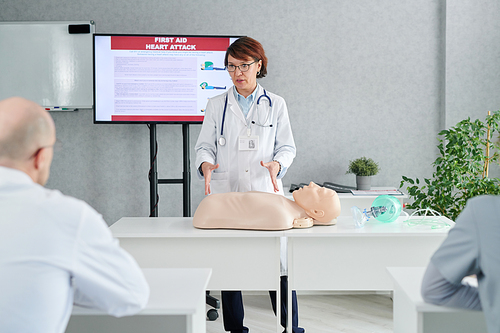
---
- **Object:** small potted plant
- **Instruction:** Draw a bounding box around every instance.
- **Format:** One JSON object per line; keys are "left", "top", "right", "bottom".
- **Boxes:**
{"left": 346, "top": 157, "right": 380, "bottom": 190}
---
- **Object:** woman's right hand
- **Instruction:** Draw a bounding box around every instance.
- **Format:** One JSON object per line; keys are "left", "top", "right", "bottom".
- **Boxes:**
{"left": 201, "top": 162, "right": 219, "bottom": 195}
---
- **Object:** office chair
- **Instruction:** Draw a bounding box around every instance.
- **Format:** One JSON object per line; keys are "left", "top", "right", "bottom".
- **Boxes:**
{"left": 206, "top": 291, "right": 220, "bottom": 320}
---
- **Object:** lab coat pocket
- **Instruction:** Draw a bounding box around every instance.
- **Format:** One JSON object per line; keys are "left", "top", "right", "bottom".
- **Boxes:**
{"left": 210, "top": 171, "right": 230, "bottom": 194}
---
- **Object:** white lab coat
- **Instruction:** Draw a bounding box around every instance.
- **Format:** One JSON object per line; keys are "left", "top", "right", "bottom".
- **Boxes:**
{"left": 0, "top": 166, "right": 150, "bottom": 333}
{"left": 195, "top": 85, "right": 296, "bottom": 195}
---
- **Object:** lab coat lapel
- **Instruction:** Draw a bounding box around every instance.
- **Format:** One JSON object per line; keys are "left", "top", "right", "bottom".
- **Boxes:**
{"left": 245, "top": 84, "right": 261, "bottom": 121}
{"left": 227, "top": 87, "right": 248, "bottom": 125}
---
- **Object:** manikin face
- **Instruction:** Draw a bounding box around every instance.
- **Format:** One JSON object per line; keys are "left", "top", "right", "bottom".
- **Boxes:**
{"left": 293, "top": 182, "right": 331, "bottom": 207}
{"left": 292, "top": 182, "right": 340, "bottom": 222}
{"left": 227, "top": 54, "right": 262, "bottom": 97}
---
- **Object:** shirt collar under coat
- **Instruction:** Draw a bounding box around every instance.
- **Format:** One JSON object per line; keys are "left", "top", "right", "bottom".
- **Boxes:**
{"left": 227, "top": 84, "right": 262, "bottom": 125}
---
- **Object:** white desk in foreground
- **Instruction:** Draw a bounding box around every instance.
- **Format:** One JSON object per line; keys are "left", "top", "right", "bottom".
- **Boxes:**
{"left": 285, "top": 216, "right": 455, "bottom": 330}
{"left": 387, "top": 267, "right": 487, "bottom": 333}
{"left": 109, "top": 217, "right": 283, "bottom": 332}
{"left": 109, "top": 217, "right": 282, "bottom": 291}
{"left": 286, "top": 215, "right": 454, "bottom": 291}
{"left": 66, "top": 268, "right": 211, "bottom": 333}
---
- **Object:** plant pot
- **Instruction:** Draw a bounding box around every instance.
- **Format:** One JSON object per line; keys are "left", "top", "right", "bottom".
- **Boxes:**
{"left": 356, "top": 176, "right": 371, "bottom": 190}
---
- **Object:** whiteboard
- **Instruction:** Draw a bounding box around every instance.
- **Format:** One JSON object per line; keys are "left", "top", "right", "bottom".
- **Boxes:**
{"left": 0, "top": 21, "right": 95, "bottom": 110}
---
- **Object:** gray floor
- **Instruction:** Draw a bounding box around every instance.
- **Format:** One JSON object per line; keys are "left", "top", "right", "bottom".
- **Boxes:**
{"left": 206, "top": 292, "right": 393, "bottom": 333}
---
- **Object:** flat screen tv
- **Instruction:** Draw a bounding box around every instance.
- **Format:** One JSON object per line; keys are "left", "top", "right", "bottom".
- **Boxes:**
{"left": 93, "top": 34, "right": 240, "bottom": 124}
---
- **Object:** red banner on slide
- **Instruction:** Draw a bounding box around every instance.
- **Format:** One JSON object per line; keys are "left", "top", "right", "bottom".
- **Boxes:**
{"left": 111, "top": 36, "right": 230, "bottom": 52}
{"left": 111, "top": 115, "right": 204, "bottom": 122}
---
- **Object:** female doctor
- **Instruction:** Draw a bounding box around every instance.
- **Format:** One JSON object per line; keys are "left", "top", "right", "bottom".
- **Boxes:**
{"left": 195, "top": 37, "right": 296, "bottom": 196}
{"left": 195, "top": 37, "right": 303, "bottom": 333}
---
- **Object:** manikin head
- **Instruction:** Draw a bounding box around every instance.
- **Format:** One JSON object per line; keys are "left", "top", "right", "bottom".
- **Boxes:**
{"left": 292, "top": 182, "right": 341, "bottom": 223}
{"left": 0, "top": 97, "right": 56, "bottom": 186}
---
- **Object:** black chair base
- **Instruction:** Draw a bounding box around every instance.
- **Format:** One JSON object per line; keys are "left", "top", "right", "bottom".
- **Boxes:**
{"left": 206, "top": 291, "right": 220, "bottom": 321}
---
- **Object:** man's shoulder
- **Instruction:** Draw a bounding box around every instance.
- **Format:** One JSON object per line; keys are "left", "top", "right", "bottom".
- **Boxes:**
{"left": 469, "top": 195, "right": 500, "bottom": 205}
{"left": 40, "top": 187, "right": 100, "bottom": 220}
{"left": 43, "top": 187, "right": 85, "bottom": 205}
{"left": 466, "top": 195, "right": 500, "bottom": 216}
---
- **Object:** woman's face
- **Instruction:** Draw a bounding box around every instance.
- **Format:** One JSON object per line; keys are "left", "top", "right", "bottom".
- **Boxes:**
{"left": 227, "top": 54, "right": 261, "bottom": 97}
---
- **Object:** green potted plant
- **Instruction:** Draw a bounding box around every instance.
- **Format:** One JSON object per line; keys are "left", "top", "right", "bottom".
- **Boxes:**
{"left": 400, "top": 111, "right": 500, "bottom": 221}
{"left": 346, "top": 157, "right": 380, "bottom": 190}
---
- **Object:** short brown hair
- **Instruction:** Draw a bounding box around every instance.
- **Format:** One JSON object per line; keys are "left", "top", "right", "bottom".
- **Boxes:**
{"left": 225, "top": 37, "right": 268, "bottom": 78}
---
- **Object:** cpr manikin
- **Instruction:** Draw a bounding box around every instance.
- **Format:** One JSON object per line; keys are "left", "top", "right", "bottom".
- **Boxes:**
{"left": 193, "top": 182, "right": 341, "bottom": 230}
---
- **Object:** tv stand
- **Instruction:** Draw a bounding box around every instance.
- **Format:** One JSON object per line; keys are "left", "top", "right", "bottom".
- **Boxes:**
{"left": 148, "top": 123, "right": 191, "bottom": 217}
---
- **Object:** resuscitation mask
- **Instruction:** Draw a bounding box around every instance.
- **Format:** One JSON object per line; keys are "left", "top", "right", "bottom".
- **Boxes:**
{"left": 351, "top": 195, "right": 407, "bottom": 228}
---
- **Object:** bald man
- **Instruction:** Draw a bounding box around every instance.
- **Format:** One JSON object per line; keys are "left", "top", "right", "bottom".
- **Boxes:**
{"left": 0, "top": 97, "right": 149, "bottom": 333}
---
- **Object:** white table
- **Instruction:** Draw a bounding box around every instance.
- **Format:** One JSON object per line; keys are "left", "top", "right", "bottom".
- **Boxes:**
{"left": 387, "top": 267, "right": 487, "bottom": 333}
{"left": 285, "top": 215, "right": 454, "bottom": 329}
{"left": 109, "top": 217, "right": 283, "bottom": 332}
{"left": 110, "top": 216, "right": 454, "bottom": 332}
{"left": 66, "top": 268, "right": 211, "bottom": 333}
{"left": 286, "top": 215, "right": 453, "bottom": 291}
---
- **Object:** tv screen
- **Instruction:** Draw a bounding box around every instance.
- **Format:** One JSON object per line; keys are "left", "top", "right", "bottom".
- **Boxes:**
{"left": 93, "top": 34, "right": 239, "bottom": 124}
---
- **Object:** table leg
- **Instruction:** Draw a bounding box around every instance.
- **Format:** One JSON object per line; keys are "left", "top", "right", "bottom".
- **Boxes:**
{"left": 287, "top": 237, "right": 293, "bottom": 332}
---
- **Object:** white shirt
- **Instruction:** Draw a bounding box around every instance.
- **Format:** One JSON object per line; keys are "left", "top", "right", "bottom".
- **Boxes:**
{"left": 234, "top": 85, "right": 257, "bottom": 118}
{"left": 0, "top": 166, "right": 150, "bottom": 333}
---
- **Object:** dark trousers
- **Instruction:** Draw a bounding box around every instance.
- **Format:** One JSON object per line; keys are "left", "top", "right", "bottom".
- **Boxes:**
{"left": 221, "top": 276, "right": 305, "bottom": 333}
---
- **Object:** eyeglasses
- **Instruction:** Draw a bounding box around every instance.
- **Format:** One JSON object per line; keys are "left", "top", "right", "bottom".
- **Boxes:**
{"left": 226, "top": 61, "right": 257, "bottom": 72}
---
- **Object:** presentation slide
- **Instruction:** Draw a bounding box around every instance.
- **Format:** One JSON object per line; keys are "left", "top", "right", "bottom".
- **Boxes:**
{"left": 94, "top": 35, "right": 237, "bottom": 123}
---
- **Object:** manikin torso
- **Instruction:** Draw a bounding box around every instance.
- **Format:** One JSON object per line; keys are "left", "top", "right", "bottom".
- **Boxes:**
{"left": 193, "top": 191, "right": 335, "bottom": 230}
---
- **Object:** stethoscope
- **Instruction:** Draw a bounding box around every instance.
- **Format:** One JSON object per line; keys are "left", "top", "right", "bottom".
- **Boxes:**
{"left": 218, "top": 89, "right": 273, "bottom": 146}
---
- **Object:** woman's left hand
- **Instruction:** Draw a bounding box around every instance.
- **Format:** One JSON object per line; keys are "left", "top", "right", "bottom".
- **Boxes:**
{"left": 260, "top": 160, "right": 280, "bottom": 192}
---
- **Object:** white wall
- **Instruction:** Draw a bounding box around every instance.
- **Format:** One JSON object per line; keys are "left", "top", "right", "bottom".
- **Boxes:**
{"left": 2, "top": 0, "right": 498, "bottom": 224}
{"left": 446, "top": 0, "right": 500, "bottom": 127}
